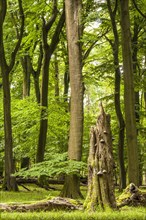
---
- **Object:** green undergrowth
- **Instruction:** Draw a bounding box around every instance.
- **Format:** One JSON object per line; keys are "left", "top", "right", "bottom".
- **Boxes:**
{"left": 0, "top": 184, "right": 146, "bottom": 220}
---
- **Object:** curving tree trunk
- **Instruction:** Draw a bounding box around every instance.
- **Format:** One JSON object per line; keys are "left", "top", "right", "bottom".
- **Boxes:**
{"left": 36, "top": 2, "right": 65, "bottom": 163}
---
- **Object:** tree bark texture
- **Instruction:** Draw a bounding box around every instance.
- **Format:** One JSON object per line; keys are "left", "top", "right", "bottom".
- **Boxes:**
{"left": 2, "top": 71, "right": 18, "bottom": 191}
{"left": 0, "top": 0, "right": 24, "bottom": 191}
{"left": 54, "top": 52, "right": 60, "bottom": 99}
{"left": 84, "top": 104, "right": 117, "bottom": 211}
{"left": 106, "top": 0, "right": 126, "bottom": 189}
{"left": 61, "top": 0, "right": 83, "bottom": 199}
{"left": 21, "top": 55, "right": 31, "bottom": 98}
{"left": 119, "top": 0, "right": 139, "bottom": 186}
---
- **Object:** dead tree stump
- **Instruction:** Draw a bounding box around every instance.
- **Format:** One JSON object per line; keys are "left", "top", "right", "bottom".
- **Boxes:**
{"left": 84, "top": 103, "right": 117, "bottom": 211}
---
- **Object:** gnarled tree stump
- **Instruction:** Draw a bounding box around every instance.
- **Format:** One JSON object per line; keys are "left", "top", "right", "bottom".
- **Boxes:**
{"left": 84, "top": 103, "right": 117, "bottom": 211}
{"left": 117, "top": 183, "right": 146, "bottom": 207}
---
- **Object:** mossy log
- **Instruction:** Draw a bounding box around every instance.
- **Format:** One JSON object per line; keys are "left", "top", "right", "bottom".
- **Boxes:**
{"left": 0, "top": 197, "right": 82, "bottom": 212}
{"left": 117, "top": 183, "right": 146, "bottom": 207}
{"left": 84, "top": 103, "right": 117, "bottom": 211}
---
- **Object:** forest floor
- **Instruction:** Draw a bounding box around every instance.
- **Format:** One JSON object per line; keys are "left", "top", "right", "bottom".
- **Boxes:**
{"left": 0, "top": 183, "right": 146, "bottom": 220}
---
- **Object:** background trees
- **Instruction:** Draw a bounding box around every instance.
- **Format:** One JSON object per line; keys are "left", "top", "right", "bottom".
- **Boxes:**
{"left": 0, "top": 0, "right": 146, "bottom": 194}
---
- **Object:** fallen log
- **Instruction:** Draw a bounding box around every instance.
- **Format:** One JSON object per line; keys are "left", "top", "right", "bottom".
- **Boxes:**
{"left": 0, "top": 197, "right": 82, "bottom": 212}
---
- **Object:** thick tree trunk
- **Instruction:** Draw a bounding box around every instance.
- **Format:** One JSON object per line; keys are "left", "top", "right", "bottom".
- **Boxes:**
{"left": 119, "top": 0, "right": 139, "bottom": 186}
{"left": 60, "top": 175, "right": 83, "bottom": 199}
{"left": 60, "top": 0, "right": 83, "bottom": 199}
{"left": 84, "top": 104, "right": 117, "bottom": 211}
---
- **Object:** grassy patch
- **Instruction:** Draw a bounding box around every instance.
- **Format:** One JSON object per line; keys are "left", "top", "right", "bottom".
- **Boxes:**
{"left": 1, "top": 207, "right": 146, "bottom": 220}
{"left": 0, "top": 184, "right": 146, "bottom": 220}
{"left": 0, "top": 184, "right": 61, "bottom": 203}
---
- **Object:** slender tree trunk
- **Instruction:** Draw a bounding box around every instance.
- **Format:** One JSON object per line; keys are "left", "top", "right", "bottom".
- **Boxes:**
{"left": 32, "top": 43, "right": 43, "bottom": 104}
{"left": 2, "top": 70, "right": 18, "bottom": 191}
{"left": 60, "top": 0, "right": 83, "bottom": 199}
{"left": 33, "top": 73, "right": 41, "bottom": 104}
{"left": 36, "top": 45, "right": 51, "bottom": 163}
{"left": 36, "top": 4, "right": 65, "bottom": 163}
{"left": 21, "top": 55, "right": 31, "bottom": 98}
{"left": 54, "top": 52, "right": 59, "bottom": 99}
{"left": 119, "top": 0, "right": 139, "bottom": 186}
{"left": 106, "top": 0, "right": 126, "bottom": 189}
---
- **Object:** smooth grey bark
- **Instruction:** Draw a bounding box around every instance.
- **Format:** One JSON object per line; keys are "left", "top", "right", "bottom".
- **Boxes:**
{"left": 119, "top": 0, "right": 139, "bottom": 186}
{"left": 60, "top": 0, "right": 83, "bottom": 199}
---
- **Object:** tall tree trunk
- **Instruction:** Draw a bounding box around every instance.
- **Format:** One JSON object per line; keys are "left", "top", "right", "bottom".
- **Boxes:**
{"left": 60, "top": 0, "right": 83, "bottom": 199}
{"left": 132, "top": 18, "right": 143, "bottom": 185}
{"left": 2, "top": 70, "right": 18, "bottom": 191}
{"left": 36, "top": 44, "right": 51, "bottom": 163}
{"left": 119, "top": 0, "right": 139, "bottom": 186}
{"left": 132, "top": 18, "right": 140, "bottom": 125}
{"left": 106, "top": 0, "right": 126, "bottom": 189}
{"left": 0, "top": 0, "right": 24, "bottom": 191}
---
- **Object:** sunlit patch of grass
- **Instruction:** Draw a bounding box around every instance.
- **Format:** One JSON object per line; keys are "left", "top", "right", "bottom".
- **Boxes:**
{"left": 0, "top": 184, "right": 61, "bottom": 203}
{"left": 1, "top": 207, "right": 146, "bottom": 220}
{"left": 0, "top": 184, "right": 146, "bottom": 219}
